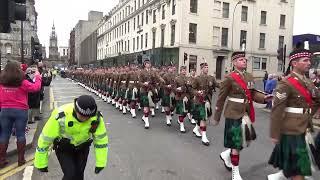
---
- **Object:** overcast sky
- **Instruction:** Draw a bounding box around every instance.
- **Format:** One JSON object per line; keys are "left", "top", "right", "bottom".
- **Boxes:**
{"left": 35, "top": 0, "right": 319, "bottom": 49}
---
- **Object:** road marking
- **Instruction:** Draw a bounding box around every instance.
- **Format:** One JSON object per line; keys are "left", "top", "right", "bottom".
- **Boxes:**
{"left": 0, "top": 155, "right": 34, "bottom": 175}
{"left": 0, "top": 160, "right": 34, "bottom": 180}
{"left": 22, "top": 166, "right": 33, "bottom": 180}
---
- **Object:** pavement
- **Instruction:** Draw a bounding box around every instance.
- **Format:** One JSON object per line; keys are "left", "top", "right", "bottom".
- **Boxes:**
{"left": 3, "top": 76, "right": 320, "bottom": 180}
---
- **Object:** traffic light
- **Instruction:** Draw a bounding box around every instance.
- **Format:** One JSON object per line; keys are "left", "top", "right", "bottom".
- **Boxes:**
{"left": 184, "top": 53, "right": 188, "bottom": 64}
{"left": 0, "top": 0, "right": 26, "bottom": 33}
{"left": 277, "top": 48, "right": 284, "bottom": 61}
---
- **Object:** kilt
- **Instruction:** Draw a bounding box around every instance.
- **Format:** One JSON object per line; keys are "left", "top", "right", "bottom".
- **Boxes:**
{"left": 268, "top": 134, "right": 311, "bottom": 178}
{"left": 224, "top": 118, "right": 243, "bottom": 150}
{"left": 192, "top": 104, "right": 206, "bottom": 121}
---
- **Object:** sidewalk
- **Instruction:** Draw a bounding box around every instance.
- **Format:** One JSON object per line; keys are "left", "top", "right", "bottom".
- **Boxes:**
{"left": 6, "top": 86, "right": 51, "bottom": 157}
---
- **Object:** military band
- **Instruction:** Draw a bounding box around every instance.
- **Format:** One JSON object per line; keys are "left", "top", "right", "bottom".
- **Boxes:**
{"left": 66, "top": 48, "right": 320, "bottom": 180}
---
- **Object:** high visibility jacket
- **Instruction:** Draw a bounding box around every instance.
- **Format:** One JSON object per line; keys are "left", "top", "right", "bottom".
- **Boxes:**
{"left": 34, "top": 103, "right": 108, "bottom": 169}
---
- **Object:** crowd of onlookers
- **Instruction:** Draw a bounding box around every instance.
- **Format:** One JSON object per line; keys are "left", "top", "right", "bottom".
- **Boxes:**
{"left": 0, "top": 60, "right": 52, "bottom": 167}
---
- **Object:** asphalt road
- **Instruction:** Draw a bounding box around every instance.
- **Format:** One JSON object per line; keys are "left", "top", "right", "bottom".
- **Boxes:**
{"left": 6, "top": 76, "right": 320, "bottom": 180}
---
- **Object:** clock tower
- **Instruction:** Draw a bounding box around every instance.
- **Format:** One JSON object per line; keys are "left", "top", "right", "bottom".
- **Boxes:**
{"left": 49, "top": 22, "right": 59, "bottom": 59}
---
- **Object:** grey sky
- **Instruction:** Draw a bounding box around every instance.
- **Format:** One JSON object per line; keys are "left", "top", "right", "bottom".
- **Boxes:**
{"left": 36, "top": 0, "right": 318, "bottom": 49}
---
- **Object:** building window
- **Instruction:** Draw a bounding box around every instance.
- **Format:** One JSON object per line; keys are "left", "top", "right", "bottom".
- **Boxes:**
{"left": 152, "top": 31, "right": 156, "bottom": 48}
{"left": 213, "top": 26, "right": 220, "bottom": 46}
{"left": 260, "top": 11, "right": 267, "bottom": 25}
{"left": 142, "top": 12, "right": 144, "bottom": 26}
{"left": 137, "top": 15, "right": 140, "bottom": 26}
{"left": 189, "top": 55, "right": 197, "bottom": 72}
{"left": 161, "top": 28, "right": 165, "bottom": 47}
{"left": 133, "top": 38, "right": 135, "bottom": 51}
{"left": 240, "top": 30, "right": 247, "bottom": 48}
{"left": 137, "top": 36, "right": 139, "bottom": 50}
{"left": 221, "top": 28, "right": 228, "bottom": 47}
{"left": 171, "top": 24, "right": 175, "bottom": 46}
{"left": 189, "top": 23, "right": 197, "bottom": 44}
{"left": 241, "top": 6, "right": 248, "bottom": 22}
{"left": 172, "top": 0, "right": 176, "bottom": 15}
{"left": 145, "top": 33, "right": 148, "bottom": 48}
{"left": 213, "top": 1, "right": 221, "bottom": 18}
{"left": 141, "top": 34, "right": 143, "bottom": 49}
{"left": 146, "top": 10, "right": 149, "bottom": 24}
{"left": 162, "top": 5, "right": 166, "bottom": 19}
{"left": 134, "top": 0, "right": 136, "bottom": 10}
{"left": 190, "top": 0, "right": 198, "bottom": 13}
{"left": 125, "top": 41, "right": 127, "bottom": 51}
{"left": 259, "top": 33, "right": 266, "bottom": 49}
{"left": 278, "top": 59, "right": 284, "bottom": 72}
{"left": 134, "top": 18, "right": 136, "bottom": 30}
{"left": 153, "top": 10, "right": 157, "bottom": 23}
{"left": 253, "top": 57, "right": 267, "bottom": 70}
{"left": 128, "top": 40, "right": 130, "bottom": 51}
{"left": 222, "top": 2, "right": 229, "bottom": 18}
{"left": 128, "top": 21, "right": 130, "bottom": 32}
{"left": 278, "top": 35, "right": 284, "bottom": 49}
{"left": 280, "top": 14, "right": 286, "bottom": 28}
{"left": 138, "top": 0, "right": 140, "bottom": 8}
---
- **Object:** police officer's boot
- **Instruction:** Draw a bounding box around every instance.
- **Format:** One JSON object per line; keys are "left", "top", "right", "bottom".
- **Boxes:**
{"left": 231, "top": 165, "right": 243, "bottom": 180}
{"left": 267, "top": 171, "right": 287, "bottom": 180}
{"left": 220, "top": 149, "right": 232, "bottom": 171}
{"left": 0, "top": 143, "right": 9, "bottom": 168}
{"left": 17, "top": 140, "right": 26, "bottom": 166}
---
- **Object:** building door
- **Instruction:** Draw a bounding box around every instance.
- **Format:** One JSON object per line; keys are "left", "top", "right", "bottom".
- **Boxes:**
{"left": 216, "top": 56, "right": 224, "bottom": 80}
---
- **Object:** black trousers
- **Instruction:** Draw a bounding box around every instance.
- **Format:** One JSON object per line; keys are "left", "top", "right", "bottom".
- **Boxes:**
{"left": 55, "top": 145, "right": 90, "bottom": 180}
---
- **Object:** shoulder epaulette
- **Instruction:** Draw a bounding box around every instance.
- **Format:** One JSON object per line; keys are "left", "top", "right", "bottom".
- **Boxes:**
{"left": 55, "top": 111, "right": 66, "bottom": 120}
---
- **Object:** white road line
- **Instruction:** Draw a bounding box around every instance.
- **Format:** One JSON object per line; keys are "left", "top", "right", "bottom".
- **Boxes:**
{"left": 22, "top": 166, "right": 34, "bottom": 180}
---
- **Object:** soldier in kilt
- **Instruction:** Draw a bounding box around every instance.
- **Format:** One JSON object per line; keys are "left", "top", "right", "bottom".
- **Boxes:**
{"left": 187, "top": 68, "right": 197, "bottom": 125}
{"left": 213, "top": 51, "right": 271, "bottom": 180}
{"left": 174, "top": 66, "right": 189, "bottom": 133}
{"left": 162, "top": 66, "right": 176, "bottom": 126}
{"left": 191, "top": 62, "right": 218, "bottom": 146}
{"left": 267, "top": 48, "right": 320, "bottom": 180}
{"left": 127, "top": 66, "right": 140, "bottom": 118}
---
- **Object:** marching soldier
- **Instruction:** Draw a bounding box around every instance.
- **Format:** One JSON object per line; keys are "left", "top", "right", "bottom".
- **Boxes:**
{"left": 267, "top": 48, "right": 320, "bottom": 180}
{"left": 174, "top": 66, "right": 189, "bottom": 133}
{"left": 34, "top": 95, "right": 108, "bottom": 180}
{"left": 127, "top": 65, "right": 140, "bottom": 118}
{"left": 213, "top": 51, "right": 271, "bottom": 180}
{"left": 139, "top": 59, "right": 164, "bottom": 129}
{"left": 162, "top": 66, "right": 176, "bottom": 126}
{"left": 187, "top": 68, "right": 197, "bottom": 125}
{"left": 191, "top": 62, "right": 218, "bottom": 146}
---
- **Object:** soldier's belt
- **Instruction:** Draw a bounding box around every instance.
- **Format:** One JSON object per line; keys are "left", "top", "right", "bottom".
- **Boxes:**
{"left": 121, "top": 81, "right": 126, "bottom": 83}
{"left": 129, "top": 81, "right": 138, "bottom": 83}
{"left": 228, "top": 97, "right": 246, "bottom": 103}
{"left": 285, "top": 107, "right": 311, "bottom": 114}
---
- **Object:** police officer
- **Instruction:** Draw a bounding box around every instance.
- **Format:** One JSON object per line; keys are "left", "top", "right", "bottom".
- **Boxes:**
{"left": 267, "top": 48, "right": 320, "bottom": 180}
{"left": 34, "top": 95, "right": 108, "bottom": 180}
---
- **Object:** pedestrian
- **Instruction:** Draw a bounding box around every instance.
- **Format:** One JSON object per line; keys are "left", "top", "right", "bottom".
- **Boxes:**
{"left": 263, "top": 71, "right": 268, "bottom": 91}
{"left": 34, "top": 95, "right": 108, "bottom": 180}
{"left": 213, "top": 51, "right": 272, "bottom": 180}
{"left": 0, "top": 60, "right": 42, "bottom": 167}
{"left": 267, "top": 48, "right": 319, "bottom": 180}
{"left": 265, "top": 74, "right": 277, "bottom": 109}
{"left": 26, "top": 65, "right": 41, "bottom": 124}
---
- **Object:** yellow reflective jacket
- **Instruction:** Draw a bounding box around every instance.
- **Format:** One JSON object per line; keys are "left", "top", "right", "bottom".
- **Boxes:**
{"left": 34, "top": 103, "right": 108, "bottom": 168}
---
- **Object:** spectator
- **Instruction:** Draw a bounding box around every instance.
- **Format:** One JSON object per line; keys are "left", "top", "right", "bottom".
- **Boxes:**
{"left": 263, "top": 71, "right": 268, "bottom": 91}
{"left": 0, "top": 61, "right": 42, "bottom": 168}
{"left": 265, "top": 74, "right": 277, "bottom": 109}
{"left": 26, "top": 66, "right": 41, "bottom": 124}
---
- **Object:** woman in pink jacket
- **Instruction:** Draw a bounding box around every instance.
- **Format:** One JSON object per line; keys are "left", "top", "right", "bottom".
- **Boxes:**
{"left": 0, "top": 61, "right": 42, "bottom": 167}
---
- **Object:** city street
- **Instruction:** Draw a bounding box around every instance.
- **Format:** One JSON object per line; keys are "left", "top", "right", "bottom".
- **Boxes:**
{"left": 6, "top": 77, "right": 319, "bottom": 180}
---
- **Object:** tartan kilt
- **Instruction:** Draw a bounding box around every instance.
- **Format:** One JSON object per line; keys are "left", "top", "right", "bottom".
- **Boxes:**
{"left": 140, "top": 92, "right": 149, "bottom": 107}
{"left": 224, "top": 118, "right": 243, "bottom": 150}
{"left": 127, "top": 89, "right": 133, "bottom": 100}
{"left": 175, "top": 100, "right": 184, "bottom": 115}
{"left": 192, "top": 104, "right": 206, "bottom": 121}
{"left": 161, "top": 95, "right": 170, "bottom": 107}
{"left": 268, "top": 134, "right": 312, "bottom": 178}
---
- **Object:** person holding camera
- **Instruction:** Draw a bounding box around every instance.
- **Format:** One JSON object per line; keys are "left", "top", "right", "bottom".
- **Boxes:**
{"left": 34, "top": 95, "right": 109, "bottom": 180}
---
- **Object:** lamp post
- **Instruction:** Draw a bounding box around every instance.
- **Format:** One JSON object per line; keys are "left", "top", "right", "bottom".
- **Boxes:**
{"left": 231, "top": 0, "right": 242, "bottom": 51}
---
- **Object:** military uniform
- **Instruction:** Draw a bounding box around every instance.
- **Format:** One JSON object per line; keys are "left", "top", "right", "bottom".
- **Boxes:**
{"left": 214, "top": 51, "right": 267, "bottom": 180}
{"left": 268, "top": 49, "right": 320, "bottom": 179}
{"left": 191, "top": 65, "right": 218, "bottom": 145}
{"left": 127, "top": 70, "right": 140, "bottom": 118}
{"left": 162, "top": 69, "right": 176, "bottom": 126}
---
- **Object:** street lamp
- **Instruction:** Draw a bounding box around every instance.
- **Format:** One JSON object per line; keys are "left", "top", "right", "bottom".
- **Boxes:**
{"left": 231, "top": 0, "right": 242, "bottom": 51}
